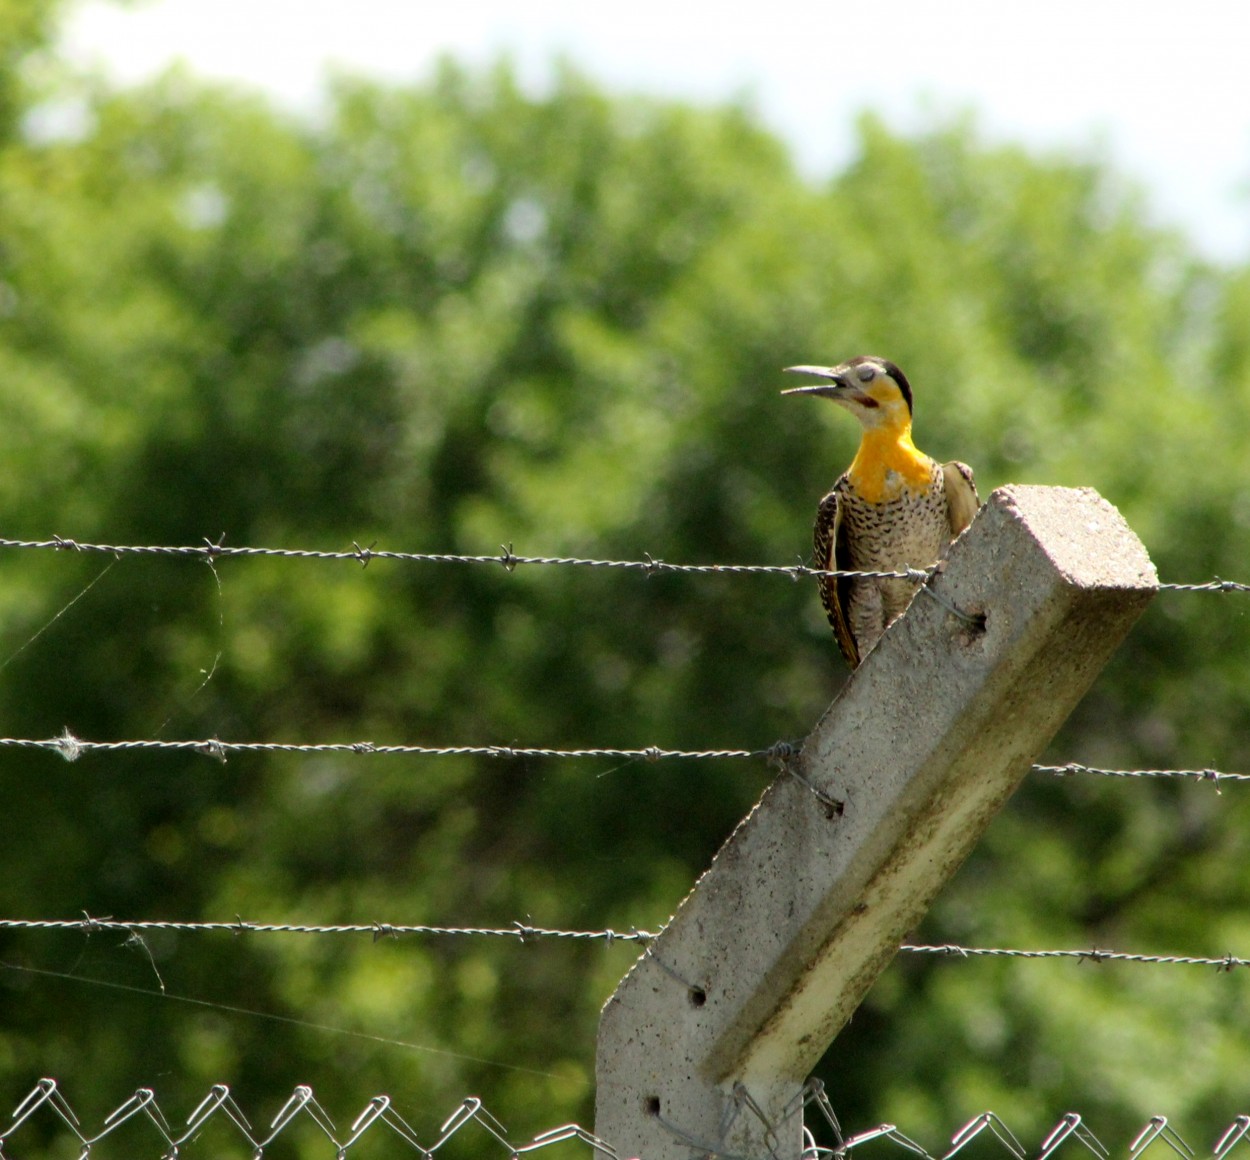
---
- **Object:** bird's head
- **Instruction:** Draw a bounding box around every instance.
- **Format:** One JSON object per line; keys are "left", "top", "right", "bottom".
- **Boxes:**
{"left": 781, "top": 355, "right": 913, "bottom": 430}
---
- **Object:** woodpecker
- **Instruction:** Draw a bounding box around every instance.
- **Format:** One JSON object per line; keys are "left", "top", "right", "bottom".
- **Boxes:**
{"left": 782, "top": 355, "right": 980, "bottom": 668}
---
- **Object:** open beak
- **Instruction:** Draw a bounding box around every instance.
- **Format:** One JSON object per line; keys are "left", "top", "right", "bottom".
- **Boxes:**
{"left": 780, "top": 365, "right": 850, "bottom": 397}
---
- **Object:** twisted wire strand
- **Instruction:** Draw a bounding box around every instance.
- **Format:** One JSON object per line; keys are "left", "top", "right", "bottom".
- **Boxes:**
{"left": 0, "top": 733, "right": 1242, "bottom": 785}
{"left": 0, "top": 916, "right": 658, "bottom": 942}
{"left": 1037, "top": 762, "right": 1250, "bottom": 784}
{"left": 0, "top": 537, "right": 927, "bottom": 583}
{"left": 2, "top": 536, "right": 1246, "bottom": 591}
{"left": 0, "top": 917, "right": 1243, "bottom": 971}
{"left": 1156, "top": 579, "right": 1250, "bottom": 593}
{"left": 0, "top": 731, "right": 795, "bottom": 765}
{"left": 900, "top": 944, "right": 1250, "bottom": 970}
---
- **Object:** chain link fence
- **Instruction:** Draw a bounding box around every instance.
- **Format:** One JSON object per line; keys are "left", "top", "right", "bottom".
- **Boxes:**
{"left": 4, "top": 1078, "right": 1250, "bottom": 1160}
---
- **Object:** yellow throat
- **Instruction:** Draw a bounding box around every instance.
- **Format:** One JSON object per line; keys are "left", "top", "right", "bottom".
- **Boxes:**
{"left": 846, "top": 422, "right": 935, "bottom": 504}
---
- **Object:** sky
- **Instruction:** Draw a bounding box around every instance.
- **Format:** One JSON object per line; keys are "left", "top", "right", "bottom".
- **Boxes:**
{"left": 59, "top": 0, "right": 1250, "bottom": 263}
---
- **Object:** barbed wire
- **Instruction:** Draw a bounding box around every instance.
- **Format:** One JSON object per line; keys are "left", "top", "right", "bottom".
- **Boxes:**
{"left": 1036, "top": 762, "right": 1250, "bottom": 785}
{"left": 0, "top": 729, "right": 1227, "bottom": 781}
{"left": 5, "top": 1079, "right": 1248, "bottom": 1160}
{"left": 4, "top": 537, "right": 1243, "bottom": 1159}
{"left": 1156, "top": 579, "right": 1250, "bottom": 593}
{"left": 0, "top": 534, "right": 1246, "bottom": 592}
{"left": 0, "top": 536, "right": 929, "bottom": 583}
{"left": 1, "top": 917, "right": 1245, "bottom": 974}
{"left": 1, "top": 731, "right": 1244, "bottom": 787}
{"left": 0, "top": 729, "right": 794, "bottom": 765}
{"left": 898, "top": 944, "right": 1250, "bottom": 972}
{"left": 0, "top": 916, "right": 658, "bottom": 943}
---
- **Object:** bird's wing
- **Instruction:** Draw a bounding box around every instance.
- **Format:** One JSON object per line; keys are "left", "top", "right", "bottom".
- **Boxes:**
{"left": 815, "top": 485, "right": 860, "bottom": 669}
{"left": 942, "top": 460, "right": 981, "bottom": 536}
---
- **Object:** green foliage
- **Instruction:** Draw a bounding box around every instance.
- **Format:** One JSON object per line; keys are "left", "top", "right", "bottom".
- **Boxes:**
{"left": 1, "top": 39, "right": 1249, "bottom": 1154}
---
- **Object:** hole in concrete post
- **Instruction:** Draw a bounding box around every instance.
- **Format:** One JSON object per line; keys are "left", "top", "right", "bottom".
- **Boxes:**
{"left": 688, "top": 986, "right": 707, "bottom": 1007}
{"left": 956, "top": 606, "right": 988, "bottom": 649}
{"left": 645, "top": 1095, "right": 661, "bottom": 1117}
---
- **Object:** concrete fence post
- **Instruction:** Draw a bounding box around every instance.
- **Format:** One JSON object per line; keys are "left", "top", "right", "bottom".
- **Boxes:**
{"left": 595, "top": 485, "right": 1158, "bottom": 1160}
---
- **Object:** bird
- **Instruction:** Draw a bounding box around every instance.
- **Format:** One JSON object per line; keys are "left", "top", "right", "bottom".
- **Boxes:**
{"left": 782, "top": 355, "right": 980, "bottom": 668}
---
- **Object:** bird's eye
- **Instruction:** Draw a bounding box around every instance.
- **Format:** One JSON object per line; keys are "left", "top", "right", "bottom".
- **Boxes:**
{"left": 856, "top": 365, "right": 876, "bottom": 383}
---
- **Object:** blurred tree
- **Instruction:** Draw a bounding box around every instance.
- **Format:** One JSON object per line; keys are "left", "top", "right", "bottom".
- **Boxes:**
{"left": 0, "top": 0, "right": 64, "bottom": 135}
{"left": 0, "top": 28, "right": 1249, "bottom": 1157}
